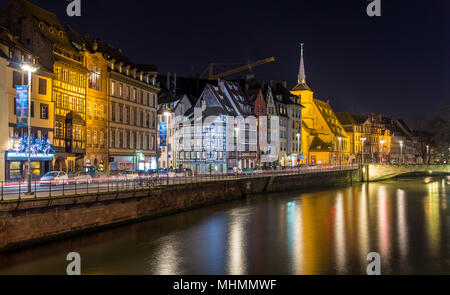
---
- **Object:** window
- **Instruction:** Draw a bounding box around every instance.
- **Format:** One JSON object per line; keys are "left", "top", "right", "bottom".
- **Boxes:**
{"left": 111, "top": 81, "right": 116, "bottom": 96}
{"left": 93, "top": 130, "right": 98, "bottom": 146}
{"left": 86, "top": 102, "right": 91, "bottom": 118}
{"left": 40, "top": 104, "right": 49, "bottom": 119}
{"left": 100, "top": 131, "right": 104, "bottom": 147}
{"left": 111, "top": 103, "right": 115, "bottom": 121}
{"left": 88, "top": 65, "right": 101, "bottom": 90}
{"left": 119, "top": 83, "right": 123, "bottom": 97}
{"left": 93, "top": 103, "right": 98, "bottom": 119}
{"left": 31, "top": 101, "right": 34, "bottom": 118}
{"left": 87, "top": 129, "right": 91, "bottom": 145}
{"left": 12, "top": 71, "right": 21, "bottom": 88}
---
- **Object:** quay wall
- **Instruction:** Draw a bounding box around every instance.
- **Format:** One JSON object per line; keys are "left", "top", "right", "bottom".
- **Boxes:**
{"left": 0, "top": 169, "right": 360, "bottom": 251}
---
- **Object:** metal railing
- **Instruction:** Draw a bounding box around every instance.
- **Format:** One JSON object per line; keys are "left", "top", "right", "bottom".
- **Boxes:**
{"left": 0, "top": 164, "right": 359, "bottom": 202}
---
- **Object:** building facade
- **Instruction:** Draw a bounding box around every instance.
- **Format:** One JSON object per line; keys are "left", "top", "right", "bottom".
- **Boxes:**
{"left": 290, "top": 44, "right": 350, "bottom": 165}
{"left": 108, "top": 61, "right": 159, "bottom": 172}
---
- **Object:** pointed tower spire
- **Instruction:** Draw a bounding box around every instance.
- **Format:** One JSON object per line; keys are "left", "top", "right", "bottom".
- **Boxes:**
{"left": 298, "top": 43, "right": 306, "bottom": 84}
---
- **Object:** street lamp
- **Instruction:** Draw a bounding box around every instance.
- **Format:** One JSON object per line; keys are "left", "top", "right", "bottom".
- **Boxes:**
{"left": 361, "top": 137, "right": 366, "bottom": 165}
{"left": 399, "top": 141, "right": 403, "bottom": 164}
{"left": 21, "top": 63, "right": 38, "bottom": 195}
{"left": 296, "top": 133, "right": 300, "bottom": 166}
{"left": 426, "top": 145, "right": 430, "bottom": 164}
{"left": 235, "top": 127, "right": 240, "bottom": 169}
{"left": 338, "top": 136, "right": 342, "bottom": 167}
{"left": 164, "top": 111, "right": 171, "bottom": 184}
{"left": 380, "top": 140, "right": 385, "bottom": 163}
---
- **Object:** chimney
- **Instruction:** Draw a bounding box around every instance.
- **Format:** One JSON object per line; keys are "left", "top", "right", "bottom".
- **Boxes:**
{"left": 92, "top": 40, "right": 98, "bottom": 52}
{"left": 283, "top": 81, "right": 287, "bottom": 88}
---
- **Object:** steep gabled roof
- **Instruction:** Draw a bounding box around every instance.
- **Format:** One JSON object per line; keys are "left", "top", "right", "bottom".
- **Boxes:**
{"left": 336, "top": 112, "right": 368, "bottom": 126}
{"left": 309, "top": 136, "right": 333, "bottom": 151}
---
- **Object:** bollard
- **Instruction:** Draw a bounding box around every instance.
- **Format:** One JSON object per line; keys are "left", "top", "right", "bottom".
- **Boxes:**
{"left": 18, "top": 181, "right": 21, "bottom": 200}
{"left": 1, "top": 181, "right": 3, "bottom": 201}
{"left": 62, "top": 179, "right": 65, "bottom": 196}
{"left": 35, "top": 180, "right": 37, "bottom": 199}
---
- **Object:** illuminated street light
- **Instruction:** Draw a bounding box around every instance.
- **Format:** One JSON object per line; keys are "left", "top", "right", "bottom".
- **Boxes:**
{"left": 361, "top": 137, "right": 366, "bottom": 164}
{"left": 380, "top": 140, "right": 385, "bottom": 164}
{"left": 338, "top": 136, "right": 342, "bottom": 167}
{"left": 21, "top": 63, "right": 38, "bottom": 195}
{"left": 399, "top": 141, "right": 403, "bottom": 164}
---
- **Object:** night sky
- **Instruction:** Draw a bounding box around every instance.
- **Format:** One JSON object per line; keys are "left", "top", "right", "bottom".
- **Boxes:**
{"left": 2, "top": 0, "right": 449, "bottom": 124}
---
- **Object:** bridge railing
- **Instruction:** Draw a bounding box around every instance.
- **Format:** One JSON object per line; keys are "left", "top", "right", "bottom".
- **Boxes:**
{"left": 0, "top": 164, "right": 359, "bottom": 202}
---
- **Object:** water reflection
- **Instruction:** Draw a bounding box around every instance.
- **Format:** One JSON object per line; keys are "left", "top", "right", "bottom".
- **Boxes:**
{"left": 0, "top": 176, "right": 449, "bottom": 275}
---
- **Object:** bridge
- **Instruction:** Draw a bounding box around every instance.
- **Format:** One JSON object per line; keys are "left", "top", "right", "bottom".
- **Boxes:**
{"left": 364, "top": 164, "right": 450, "bottom": 181}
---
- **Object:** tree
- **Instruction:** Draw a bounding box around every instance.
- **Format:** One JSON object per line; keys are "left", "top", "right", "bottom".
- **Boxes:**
{"left": 429, "top": 103, "right": 450, "bottom": 163}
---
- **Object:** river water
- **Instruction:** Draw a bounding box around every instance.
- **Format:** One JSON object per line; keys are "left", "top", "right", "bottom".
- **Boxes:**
{"left": 0, "top": 176, "right": 449, "bottom": 275}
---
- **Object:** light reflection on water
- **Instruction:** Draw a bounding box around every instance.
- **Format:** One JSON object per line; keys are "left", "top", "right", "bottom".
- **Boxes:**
{"left": 0, "top": 176, "right": 449, "bottom": 275}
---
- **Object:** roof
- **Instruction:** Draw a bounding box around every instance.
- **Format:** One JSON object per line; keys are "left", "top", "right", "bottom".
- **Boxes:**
{"left": 14, "top": 0, "right": 76, "bottom": 51}
{"left": 157, "top": 75, "right": 212, "bottom": 105}
{"left": 336, "top": 112, "right": 368, "bottom": 126}
{"left": 309, "top": 136, "right": 333, "bottom": 151}
{"left": 292, "top": 81, "right": 311, "bottom": 91}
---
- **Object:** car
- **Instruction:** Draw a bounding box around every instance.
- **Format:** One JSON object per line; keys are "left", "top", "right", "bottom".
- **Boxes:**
{"left": 253, "top": 168, "right": 264, "bottom": 174}
{"left": 108, "top": 170, "right": 126, "bottom": 181}
{"left": 73, "top": 172, "right": 92, "bottom": 184}
{"left": 40, "top": 171, "right": 69, "bottom": 186}
{"left": 123, "top": 170, "right": 140, "bottom": 181}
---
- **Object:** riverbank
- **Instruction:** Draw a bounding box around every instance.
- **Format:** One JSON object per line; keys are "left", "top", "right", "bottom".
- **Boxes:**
{"left": 0, "top": 168, "right": 360, "bottom": 252}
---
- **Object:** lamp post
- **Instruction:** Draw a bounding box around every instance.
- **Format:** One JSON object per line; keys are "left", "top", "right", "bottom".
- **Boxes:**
{"left": 235, "top": 127, "right": 240, "bottom": 170}
{"left": 426, "top": 145, "right": 430, "bottom": 164}
{"left": 338, "top": 136, "right": 342, "bottom": 167}
{"left": 296, "top": 133, "right": 300, "bottom": 166}
{"left": 21, "top": 64, "right": 38, "bottom": 195}
{"left": 399, "top": 141, "right": 403, "bottom": 164}
{"left": 164, "top": 111, "right": 171, "bottom": 184}
{"left": 361, "top": 137, "right": 366, "bottom": 165}
{"left": 380, "top": 140, "right": 385, "bottom": 164}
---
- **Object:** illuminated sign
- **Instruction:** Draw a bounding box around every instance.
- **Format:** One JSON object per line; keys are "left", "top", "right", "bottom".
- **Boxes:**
{"left": 159, "top": 121, "right": 167, "bottom": 147}
{"left": 15, "top": 86, "right": 28, "bottom": 129}
{"left": 7, "top": 152, "right": 55, "bottom": 160}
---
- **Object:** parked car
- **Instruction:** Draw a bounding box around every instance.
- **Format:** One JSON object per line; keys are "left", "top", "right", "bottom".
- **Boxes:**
{"left": 108, "top": 170, "right": 125, "bottom": 181}
{"left": 123, "top": 170, "right": 140, "bottom": 181}
{"left": 40, "top": 171, "right": 69, "bottom": 186}
{"left": 73, "top": 172, "right": 92, "bottom": 184}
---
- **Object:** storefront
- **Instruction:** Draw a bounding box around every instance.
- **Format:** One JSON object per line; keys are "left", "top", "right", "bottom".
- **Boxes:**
{"left": 5, "top": 151, "right": 54, "bottom": 181}
{"left": 110, "top": 155, "right": 158, "bottom": 172}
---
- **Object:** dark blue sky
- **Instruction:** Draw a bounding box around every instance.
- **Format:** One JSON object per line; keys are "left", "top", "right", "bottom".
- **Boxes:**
{"left": 3, "top": 0, "right": 449, "bottom": 124}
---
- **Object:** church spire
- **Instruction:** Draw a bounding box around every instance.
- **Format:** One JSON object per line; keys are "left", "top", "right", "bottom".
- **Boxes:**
{"left": 298, "top": 43, "right": 306, "bottom": 84}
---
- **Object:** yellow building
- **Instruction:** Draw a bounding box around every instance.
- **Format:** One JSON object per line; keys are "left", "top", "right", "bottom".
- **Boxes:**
{"left": 82, "top": 42, "right": 108, "bottom": 170}
{"left": 290, "top": 44, "right": 350, "bottom": 165}
{"left": 336, "top": 112, "right": 393, "bottom": 163}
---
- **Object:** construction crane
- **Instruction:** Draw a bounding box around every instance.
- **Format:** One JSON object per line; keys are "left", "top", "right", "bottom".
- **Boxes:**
{"left": 202, "top": 57, "right": 276, "bottom": 80}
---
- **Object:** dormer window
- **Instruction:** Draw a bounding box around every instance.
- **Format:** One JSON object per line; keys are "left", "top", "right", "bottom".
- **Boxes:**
{"left": 58, "top": 31, "right": 64, "bottom": 38}
{"left": 39, "top": 22, "right": 44, "bottom": 30}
